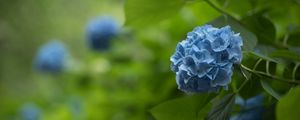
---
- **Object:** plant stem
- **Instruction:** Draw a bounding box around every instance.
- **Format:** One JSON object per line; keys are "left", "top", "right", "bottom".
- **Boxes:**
{"left": 290, "top": 63, "right": 300, "bottom": 89}
{"left": 292, "top": 63, "right": 300, "bottom": 81}
{"left": 254, "top": 59, "right": 263, "bottom": 70}
{"left": 283, "top": 32, "right": 289, "bottom": 47}
{"left": 266, "top": 61, "right": 270, "bottom": 75}
{"left": 204, "top": 0, "right": 230, "bottom": 16}
{"left": 241, "top": 64, "right": 300, "bottom": 84}
{"left": 237, "top": 59, "right": 262, "bottom": 92}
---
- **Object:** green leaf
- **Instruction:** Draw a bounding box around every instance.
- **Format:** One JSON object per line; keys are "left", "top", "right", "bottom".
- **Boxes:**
{"left": 207, "top": 93, "right": 236, "bottom": 120}
{"left": 260, "top": 80, "right": 281, "bottom": 100}
{"left": 209, "top": 16, "right": 257, "bottom": 51}
{"left": 270, "top": 50, "right": 300, "bottom": 62}
{"left": 239, "top": 75, "right": 263, "bottom": 99}
{"left": 287, "top": 28, "right": 300, "bottom": 47}
{"left": 150, "top": 93, "right": 216, "bottom": 120}
{"left": 215, "top": 0, "right": 253, "bottom": 17}
{"left": 241, "top": 12, "right": 276, "bottom": 45}
{"left": 250, "top": 45, "right": 279, "bottom": 63}
{"left": 277, "top": 86, "right": 300, "bottom": 120}
{"left": 124, "top": 0, "right": 186, "bottom": 28}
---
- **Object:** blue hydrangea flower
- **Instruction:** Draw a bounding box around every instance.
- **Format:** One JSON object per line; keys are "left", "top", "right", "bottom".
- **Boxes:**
{"left": 170, "top": 25, "right": 243, "bottom": 93}
{"left": 231, "top": 94, "right": 265, "bottom": 120}
{"left": 34, "top": 40, "right": 67, "bottom": 73}
{"left": 20, "top": 103, "right": 41, "bottom": 120}
{"left": 68, "top": 96, "right": 83, "bottom": 118}
{"left": 86, "top": 16, "right": 119, "bottom": 51}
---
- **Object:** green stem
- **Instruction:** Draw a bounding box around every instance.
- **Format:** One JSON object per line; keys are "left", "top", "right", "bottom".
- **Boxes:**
{"left": 292, "top": 63, "right": 300, "bottom": 81}
{"left": 266, "top": 61, "right": 270, "bottom": 75}
{"left": 237, "top": 75, "right": 248, "bottom": 92}
{"left": 241, "top": 64, "right": 300, "bottom": 84}
{"left": 204, "top": 0, "right": 230, "bottom": 16}
{"left": 237, "top": 59, "right": 262, "bottom": 92}
{"left": 254, "top": 59, "right": 263, "bottom": 70}
{"left": 290, "top": 63, "right": 300, "bottom": 89}
{"left": 283, "top": 32, "right": 289, "bottom": 47}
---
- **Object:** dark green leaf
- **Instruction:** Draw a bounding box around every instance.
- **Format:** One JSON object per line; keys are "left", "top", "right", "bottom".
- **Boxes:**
{"left": 277, "top": 86, "right": 300, "bottom": 120}
{"left": 241, "top": 13, "right": 276, "bottom": 44}
{"left": 250, "top": 45, "right": 279, "bottom": 63}
{"left": 270, "top": 50, "right": 300, "bottom": 62}
{"left": 207, "top": 93, "right": 236, "bottom": 120}
{"left": 125, "top": 0, "right": 186, "bottom": 28}
{"left": 151, "top": 94, "right": 216, "bottom": 120}
{"left": 287, "top": 28, "right": 300, "bottom": 47}
{"left": 260, "top": 80, "right": 281, "bottom": 100}
{"left": 209, "top": 16, "right": 257, "bottom": 51}
{"left": 239, "top": 75, "right": 263, "bottom": 99}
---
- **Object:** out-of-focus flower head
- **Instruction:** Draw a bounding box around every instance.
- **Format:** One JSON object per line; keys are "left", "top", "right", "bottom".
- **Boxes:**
{"left": 86, "top": 15, "right": 119, "bottom": 51}
{"left": 170, "top": 25, "right": 243, "bottom": 93}
{"left": 231, "top": 94, "right": 265, "bottom": 120}
{"left": 34, "top": 40, "right": 68, "bottom": 73}
{"left": 20, "top": 103, "right": 41, "bottom": 120}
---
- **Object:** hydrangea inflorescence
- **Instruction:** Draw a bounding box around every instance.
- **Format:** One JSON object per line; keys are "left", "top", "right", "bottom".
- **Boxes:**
{"left": 20, "top": 103, "right": 41, "bottom": 120}
{"left": 170, "top": 25, "right": 243, "bottom": 93}
{"left": 86, "top": 16, "right": 119, "bottom": 51}
{"left": 34, "top": 40, "right": 68, "bottom": 73}
{"left": 231, "top": 94, "right": 265, "bottom": 120}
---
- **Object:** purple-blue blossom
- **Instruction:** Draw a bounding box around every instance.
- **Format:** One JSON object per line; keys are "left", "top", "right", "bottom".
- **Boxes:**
{"left": 86, "top": 16, "right": 119, "bottom": 51}
{"left": 170, "top": 25, "right": 243, "bottom": 93}
{"left": 231, "top": 94, "right": 265, "bottom": 120}
{"left": 34, "top": 40, "right": 67, "bottom": 73}
{"left": 20, "top": 103, "right": 41, "bottom": 120}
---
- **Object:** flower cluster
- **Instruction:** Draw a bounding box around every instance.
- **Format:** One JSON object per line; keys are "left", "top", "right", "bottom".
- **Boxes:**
{"left": 86, "top": 16, "right": 119, "bottom": 51}
{"left": 231, "top": 94, "right": 265, "bottom": 120}
{"left": 170, "top": 25, "right": 243, "bottom": 93}
{"left": 20, "top": 103, "right": 41, "bottom": 120}
{"left": 34, "top": 40, "right": 67, "bottom": 73}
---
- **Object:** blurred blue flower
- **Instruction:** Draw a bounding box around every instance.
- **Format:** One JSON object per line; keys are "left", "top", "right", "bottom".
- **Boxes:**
{"left": 20, "top": 103, "right": 41, "bottom": 120}
{"left": 170, "top": 25, "right": 243, "bottom": 93}
{"left": 34, "top": 40, "right": 67, "bottom": 73}
{"left": 231, "top": 94, "right": 265, "bottom": 120}
{"left": 86, "top": 16, "right": 119, "bottom": 51}
{"left": 68, "top": 96, "right": 84, "bottom": 118}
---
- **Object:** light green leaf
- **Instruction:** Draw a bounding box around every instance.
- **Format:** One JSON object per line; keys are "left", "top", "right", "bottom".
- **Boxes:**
{"left": 207, "top": 93, "right": 236, "bottom": 120}
{"left": 124, "top": 0, "right": 186, "bottom": 28}
{"left": 151, "top": 93, "right": 216, "bottom": 120}
{"left": 209, "top": 16, "right": 257, "bottom": 51}
{"left": 260, "top": 80, "right": 281, "bottom": 100}
{"left": 277, "top": 86, "right": 300, "bottom": 120}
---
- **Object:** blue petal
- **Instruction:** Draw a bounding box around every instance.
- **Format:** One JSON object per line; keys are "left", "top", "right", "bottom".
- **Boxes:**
{"left": 192, "top": 49, "right": 214, "bottom": 63}
{"left": 215, "top": 50, "right": 230, "bottom": 66}
{"left": 170, "top": 52, "right": 183, "bottom": 65}
{"left": 228, "top": 46, "right": 242, "bottom": 64}
{"left": 211, "top": 64, "right": 233, "bottom": 87}
{"left": 196, "top": 62, "right": 214, "bottom": 77}
{"left": 183, "top": 56, "right": 198, "bottom": 75}
{"left": 230, "top": 107, "right": 265, "bottom": 120}
{"left": 244, "top": 94, "right": 264, "bottom": 109}
{"left": 206, "top": 66, "right": 219, "bottom": 80}
{"left": 210, "top": 37, "right": 230, "bottom": 52}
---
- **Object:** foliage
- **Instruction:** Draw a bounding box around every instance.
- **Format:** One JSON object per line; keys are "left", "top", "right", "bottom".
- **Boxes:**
{"left": 0, "top": 0, "right": 300, "bottom": 119}
{"left": 123, "top": 0, "right": 300, "bottom": 119}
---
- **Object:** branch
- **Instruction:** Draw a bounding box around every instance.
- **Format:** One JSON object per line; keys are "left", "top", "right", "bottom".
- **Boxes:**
{"left": 241, "top": 64, "right": 300, "bottom": 84}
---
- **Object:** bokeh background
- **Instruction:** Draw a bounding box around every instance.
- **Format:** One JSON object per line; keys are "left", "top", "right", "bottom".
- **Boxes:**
{"left": 0, "top": 0, "right": 178, "bottom": 119}
{"left": 1, "top": 0, "right": 300, "bottom": 120}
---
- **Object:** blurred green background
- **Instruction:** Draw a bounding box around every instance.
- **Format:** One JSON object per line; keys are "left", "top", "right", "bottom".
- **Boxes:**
{"left": 0, "top": 0, "right": 178, "bottom": 119}
{"left": 1, "top": 0, "right": 300, "bottom": 120}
